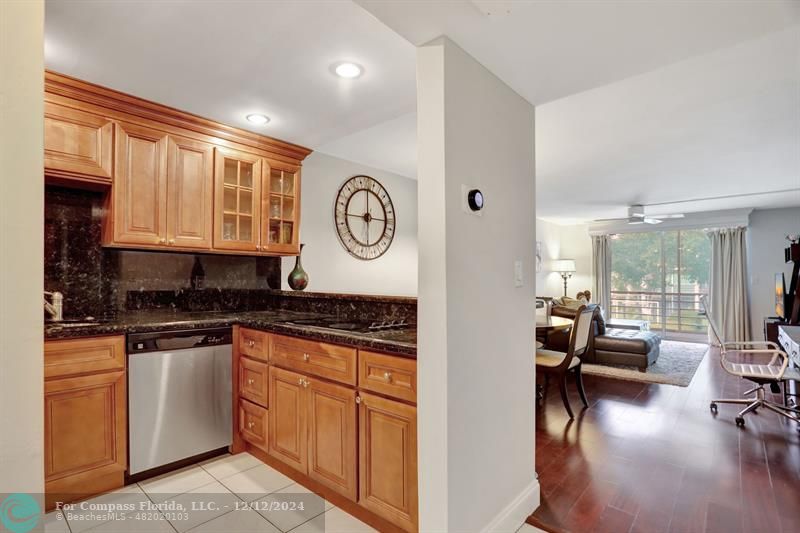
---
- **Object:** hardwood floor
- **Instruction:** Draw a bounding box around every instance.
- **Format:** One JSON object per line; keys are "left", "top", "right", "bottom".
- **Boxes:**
{"left": 528, "top": 346, "right": 800, "bottom": 533}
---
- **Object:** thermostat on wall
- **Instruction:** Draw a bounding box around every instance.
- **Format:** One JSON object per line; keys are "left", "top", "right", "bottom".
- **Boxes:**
{"left": 462, "top": 184, "right": 484, "bottom": 216}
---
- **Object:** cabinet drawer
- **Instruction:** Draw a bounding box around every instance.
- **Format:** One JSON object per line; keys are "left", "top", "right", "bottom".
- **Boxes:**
{"left": 358, "top": 351, "right": 417, "bottom": 403}
{"left": 239, "top": 328, "right": 269, "bottom": 361}
{"left": 45, "top": 336, "right": 126, "bottom": 379}
{"left": 240, "top": 356, "right": 269, "bottom": 407}
{"left": 239, "top": 399, "right": 268, "bottom": 451}
{"left": 270, "top": 334, "right": 356, "bottom": 386}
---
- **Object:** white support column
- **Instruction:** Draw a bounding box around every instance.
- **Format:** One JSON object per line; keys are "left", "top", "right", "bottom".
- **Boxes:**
{"left": 0, "top": 0, "right": 45, "bottom": 495}
{"left": 417, "top": 37, "right": 538, "bottom": 532}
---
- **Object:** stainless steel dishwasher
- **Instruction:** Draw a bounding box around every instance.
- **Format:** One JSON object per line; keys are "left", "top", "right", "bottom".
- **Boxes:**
{"left": 127, "top": 328, "right": 232, "bottom": 475}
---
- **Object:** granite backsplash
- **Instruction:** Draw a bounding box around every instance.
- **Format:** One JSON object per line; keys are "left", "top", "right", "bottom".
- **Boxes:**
{"left": 45, "top": 186, "right": 417, "bottom": 323}
{"left": 45, "top": 186, "right": 281, "bottom": 319}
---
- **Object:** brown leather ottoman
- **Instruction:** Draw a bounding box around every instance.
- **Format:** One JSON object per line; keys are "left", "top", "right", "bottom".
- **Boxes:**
{"left": 591, "top": 328, "right": 661, "bottom": 371}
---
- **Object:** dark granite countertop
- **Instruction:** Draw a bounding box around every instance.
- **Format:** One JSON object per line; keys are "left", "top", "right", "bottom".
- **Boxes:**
{"left": 44, "top": 309, "right": 417, "bottom": 358}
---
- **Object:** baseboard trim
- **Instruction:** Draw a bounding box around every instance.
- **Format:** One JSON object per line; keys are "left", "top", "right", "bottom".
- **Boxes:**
{"left": 481, "top": 477, "right": 541, "bottom": 533}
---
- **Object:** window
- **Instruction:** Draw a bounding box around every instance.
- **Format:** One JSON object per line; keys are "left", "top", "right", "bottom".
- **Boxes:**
{"left": 609, "top": 229, "right": 710, "bottom": 341}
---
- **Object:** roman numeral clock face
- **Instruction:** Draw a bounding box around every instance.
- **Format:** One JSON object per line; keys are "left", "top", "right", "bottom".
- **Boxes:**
{"left": 334, "top": 175, "right": 395, "bottom": 260}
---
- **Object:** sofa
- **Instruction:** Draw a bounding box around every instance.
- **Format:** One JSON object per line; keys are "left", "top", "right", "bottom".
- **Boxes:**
{"left": 545, "top": 302, "right": 661, "bottom": 372}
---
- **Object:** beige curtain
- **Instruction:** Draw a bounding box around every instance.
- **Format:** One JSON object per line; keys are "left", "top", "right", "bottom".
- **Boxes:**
{"left": 591, "top": 235, "right": 612, "bottom": 313}
{"left": 707, "top": 227, "right": 752, "bottom": 342}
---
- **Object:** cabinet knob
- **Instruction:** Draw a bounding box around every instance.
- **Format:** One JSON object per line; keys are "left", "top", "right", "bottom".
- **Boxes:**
{"left": 298, "top": 378, "right": 304, "bottom": 385}
{"left": 355, "top": 395, "right": 362, "bottom": 404}
{"left": 303, "top": 353, "right": 310, "bottom": 362}
{"left": 168, "top": 239, "right": 175, "bottom": 245}
{"left": 159, "top": 238, "right": 166, "bottom": 244}
{"left": 383, "top": 371, "right": 393, "bottom": 382}
{"left": 247, "top": 378, "right": 254, "bottom": 385}
{"left": 248, "top": 340, "right": 255, "bottom": 347}
{"left": 247, "top": 421, "right": 255, "bottom": 429}
{"left": 256, "top": 245, "right": 261, "bottom": 251}
{"left": 303, "top": 379, "right": 309, "bottom": 388}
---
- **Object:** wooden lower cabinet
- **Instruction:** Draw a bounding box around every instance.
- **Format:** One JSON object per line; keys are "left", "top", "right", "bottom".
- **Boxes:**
{"left": 268, "top": 366, "right": 308, "bottom": 473}
{"left": 307, "top": 377, "right": 357, "bottom": 501}
{"left": 44, "top": 370, "right": 126, "bottom": 509}
{"left": 358, "top": 392, "right": 418, "bottom": 532}
{"left": 239, "top": 399, "right": 268, "bottom": 451}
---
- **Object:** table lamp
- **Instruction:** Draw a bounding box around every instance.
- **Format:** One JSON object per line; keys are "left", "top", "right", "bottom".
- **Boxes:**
{"left": 553, "top": 259, "right": 576, "bottom": 297}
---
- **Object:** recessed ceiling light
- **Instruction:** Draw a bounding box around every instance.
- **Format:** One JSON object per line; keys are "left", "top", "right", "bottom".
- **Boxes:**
{"left": 246, "top": 113, "right": 270, "bottom": 125}
{"left": 334, "top": 62, "right": 363, "bottom": 79}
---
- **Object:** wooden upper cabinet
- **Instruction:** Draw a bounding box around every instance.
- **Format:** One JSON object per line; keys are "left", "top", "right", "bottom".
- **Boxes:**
{"left": 214, "top": 147, "right": 263, "bottom": 252}
{"left": 262, "top": 166, "right": 301, "bottom": 254}
{"left": 167, "top": 136, "right": 213, "bottom": 249}
{"left": 359, "top": 392, "right": 418, "bottom": 532}
{"left": 44, "top": 101, "right": 113, "bottom": 184}
{"left": 109, "top": 122, "right": 168, "bottom": 245}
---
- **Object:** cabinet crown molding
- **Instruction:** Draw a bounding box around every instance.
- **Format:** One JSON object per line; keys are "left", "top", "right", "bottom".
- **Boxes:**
{"left": 45, "top": 70, "right": 312, "bottom": 163}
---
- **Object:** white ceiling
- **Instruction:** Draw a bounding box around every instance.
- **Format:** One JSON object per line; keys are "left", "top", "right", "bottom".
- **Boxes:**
{"left": 357, "top": 0, "right": 799, "bottom": 105}
{"left": 535, "top": 25, "right": 800, "bottom": 223}
{"left": 44, "top": 0, "right": 416, "bottom": 149}
{"left": 46, "top": 0, "right": 800, "bottom": 220}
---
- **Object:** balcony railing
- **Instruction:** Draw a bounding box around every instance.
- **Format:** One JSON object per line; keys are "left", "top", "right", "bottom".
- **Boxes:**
{"left": 610, "top": 290, "right": 708, "bottom": 338}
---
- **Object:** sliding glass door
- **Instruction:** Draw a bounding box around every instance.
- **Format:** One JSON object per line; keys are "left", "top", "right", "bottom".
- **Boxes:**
{"left": 609, "top": 229, "right": 710, "bottom": 341}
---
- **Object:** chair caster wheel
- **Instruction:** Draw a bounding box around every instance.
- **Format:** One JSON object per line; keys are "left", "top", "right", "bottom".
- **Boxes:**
{"left": 735, "top": 417, "right": 745, "bottom": 427}
{"left": 710, "top": 402, "right": 717, "bottom": 413}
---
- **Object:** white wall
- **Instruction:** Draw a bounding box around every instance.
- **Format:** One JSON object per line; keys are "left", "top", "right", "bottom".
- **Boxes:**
{"left": 747, "top": 207, "right": 800, "bottom": 335}
{"left": 0, "top": 0, "right": 44, "bottom": 494}
{"left": 417, "top": 37, "right": 537, "bottom": 531}
{"left": 280, "top": 152, "right": 417, "bottom": 296}
{"left": 536, "top": 219, "right": 592, "bottom": 298}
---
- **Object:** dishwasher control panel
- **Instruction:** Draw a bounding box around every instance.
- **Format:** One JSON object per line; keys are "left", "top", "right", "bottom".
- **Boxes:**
{"left": 128, "top": 327, "right": 233, "bottom": 354}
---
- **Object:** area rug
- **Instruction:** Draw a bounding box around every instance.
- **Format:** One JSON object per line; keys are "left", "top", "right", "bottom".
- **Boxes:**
{"left": 581, "top": 340, "right": 708, "bottom": 387}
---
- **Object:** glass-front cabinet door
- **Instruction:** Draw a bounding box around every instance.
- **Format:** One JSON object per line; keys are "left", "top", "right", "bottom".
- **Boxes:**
{"left": 262, "top": 166, "right": 300, "bottom": 254}
{"left": 213, "top": 147, "right": 262, "bottom": 251}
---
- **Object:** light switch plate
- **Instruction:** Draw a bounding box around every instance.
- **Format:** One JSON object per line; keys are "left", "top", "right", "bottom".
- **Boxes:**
{"left": 514, "top": 260, "right": 524, "bottom": 287}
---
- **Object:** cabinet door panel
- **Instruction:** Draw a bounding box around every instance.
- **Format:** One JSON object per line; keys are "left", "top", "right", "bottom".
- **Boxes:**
{"left": 213, "top": 147, "right": 262, "bottom": 251}
{"left": 44, "top": 101, "right": 113, "bottom": 182}
{"left": 307, "top": 379, "right": 357, "bottom": 501}
{"left": 167, "top": 136, "right": 213, "bottom": 248}
{"left": 268, "top": 366, "right": 307, "bottom": 472}
{"left": 45, "top": 371, "right": 126, "bottom": 482}
{"left": 359, "top": 392, "right": 418, "bottom": 532}
{"left": 113, "top": 123, "right": 168, "bottom": 245}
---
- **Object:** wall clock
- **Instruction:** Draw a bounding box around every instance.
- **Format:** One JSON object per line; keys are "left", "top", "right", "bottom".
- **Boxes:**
{"left": 334, "top": 175, "right": 395, "bottom": 260}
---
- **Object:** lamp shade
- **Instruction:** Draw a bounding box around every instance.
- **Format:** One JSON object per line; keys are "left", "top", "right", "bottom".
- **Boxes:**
{"left": 552, "top": 259, "right": 576, "bottom": 273}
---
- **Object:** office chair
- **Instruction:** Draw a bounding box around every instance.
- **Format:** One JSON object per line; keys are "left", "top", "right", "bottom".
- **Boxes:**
{"left": 701, "top": 295, "right": 800, "bottom": 428}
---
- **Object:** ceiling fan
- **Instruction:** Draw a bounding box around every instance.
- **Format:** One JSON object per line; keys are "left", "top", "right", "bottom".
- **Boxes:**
{"left": 594, "top": 205, "right": 685, "bottom": 225}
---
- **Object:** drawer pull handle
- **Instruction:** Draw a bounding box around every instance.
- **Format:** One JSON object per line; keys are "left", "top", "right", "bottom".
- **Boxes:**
{"left": 383, "top": 371, "right": 393, "bottom": 382}
{"left": 247, "top": 421, "right": 255, "bottom": 429}
{"left": 247, "top": 378, "right": 255, "bottom": 385}
{"left": 247, "top": 340, "right": 255, "bottom": 347}
{"left": 303, "top": 353, "right": 310, "bottom": 361}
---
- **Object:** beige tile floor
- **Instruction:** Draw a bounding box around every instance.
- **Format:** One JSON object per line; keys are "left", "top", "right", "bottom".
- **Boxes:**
{"left": 45, "top": 453, "right": 375, "bottom": 533}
